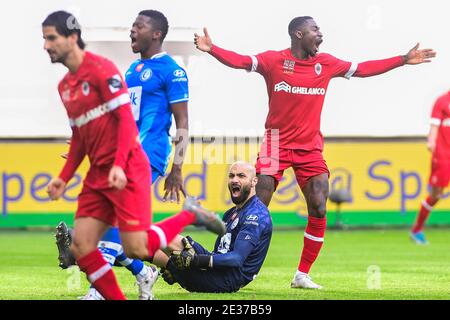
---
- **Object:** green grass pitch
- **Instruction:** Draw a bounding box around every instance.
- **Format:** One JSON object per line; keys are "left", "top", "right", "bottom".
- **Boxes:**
{"left": 1, "top": 228, "right": 450, "bottom": 300}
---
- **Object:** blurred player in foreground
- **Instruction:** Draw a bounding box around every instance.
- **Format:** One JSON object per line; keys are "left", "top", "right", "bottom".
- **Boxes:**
{"left": 194, "top": 16, "right": 436, "bottom": 289}
{"left": 57, "top": 9, "right": 191, "bottom": 300}
{"left": 411, "top": 90, "right": 450, "bottom": 244}
{"left": 43, "top": 10, "right": 225, "bottom": 300}
{"left": 151, "top": 162, "right": 272, "bottom": 293}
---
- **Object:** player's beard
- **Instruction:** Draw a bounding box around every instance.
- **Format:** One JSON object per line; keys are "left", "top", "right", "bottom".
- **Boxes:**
{"left": 229, "top": 183, "right": 252, "bottom": 205}
{"left": 48, "top": 50, "right": 68, "bottom": 64}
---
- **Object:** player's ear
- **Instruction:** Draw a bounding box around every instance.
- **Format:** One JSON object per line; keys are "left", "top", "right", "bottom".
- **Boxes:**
{"left": 153, "top": 30, "right": 162, "bottom": 41}
{"left": 252, "top": 176, "right": 258, "bottom": 188}
{"left": 68, "top": 33, "right": 80, "bottom": 48}
{"left": 295, "top": 30, "right": 303, "bottom": 40}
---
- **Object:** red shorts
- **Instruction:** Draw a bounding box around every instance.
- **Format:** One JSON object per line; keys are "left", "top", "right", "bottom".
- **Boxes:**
{"left": 76, "top": 148, "right": 152, "bottom": 232}
{"left": 255, "top": 144, "right": 329, "bottom": 189}
{"left": 429, "top": 157, "right": 450, "bottom": 188}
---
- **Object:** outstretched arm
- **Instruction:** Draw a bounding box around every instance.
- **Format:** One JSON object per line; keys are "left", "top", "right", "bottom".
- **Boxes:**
{"left": 353, "top": 43, "right": 436, "bottom": 78}
{"left": 194, "top": 27, "right": 254, "bottom": 70}
{"left": 402, "top": 43, "right": 436, "bottom": 65}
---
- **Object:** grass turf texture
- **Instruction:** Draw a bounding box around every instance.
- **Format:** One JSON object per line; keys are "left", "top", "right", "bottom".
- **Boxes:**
{"left": 1, "top": 229, "right": 450, "bottom": 300}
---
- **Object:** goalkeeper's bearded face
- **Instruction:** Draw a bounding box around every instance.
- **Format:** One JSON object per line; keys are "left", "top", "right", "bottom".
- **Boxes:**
{"left": 227, "top": 162, "right": 258, "bottom": 205}
{"left": 230, "top": 184, "right": 251, "bottom": 205}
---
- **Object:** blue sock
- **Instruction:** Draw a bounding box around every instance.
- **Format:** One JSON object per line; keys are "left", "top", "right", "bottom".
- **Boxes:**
{"left": 101, "top": 227, "right": 146, "bottom": 277}
{"left": 116, "top": 250, "right": 145, "bottom": 276}
{"left": 98, "top": 227, "right": 122, "bottom": 265}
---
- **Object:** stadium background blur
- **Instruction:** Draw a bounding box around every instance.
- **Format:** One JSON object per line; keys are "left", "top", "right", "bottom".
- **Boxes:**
{"left": 0, "top": 0, "right": 449, "bottom": 300}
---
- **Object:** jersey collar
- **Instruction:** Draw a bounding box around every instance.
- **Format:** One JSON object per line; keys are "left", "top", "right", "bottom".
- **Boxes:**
{"left": 141, "top": 51, "right": 167, "bottom": 61}
{"left": 235, "top": 195, "right": 257, "bottom": 212}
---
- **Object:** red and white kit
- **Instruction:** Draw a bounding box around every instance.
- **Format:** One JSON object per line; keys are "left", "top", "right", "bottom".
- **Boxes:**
{"left": 429, "top": 91, "right": 450, "bottom": 187}
{"left": 58, "top": 51, "right": 151, "bottom": 231}
{"left": 209, "top": 45, "right": 405, "bottom": 187}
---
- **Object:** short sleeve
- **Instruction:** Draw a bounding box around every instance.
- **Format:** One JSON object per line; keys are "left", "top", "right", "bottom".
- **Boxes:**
{"left": 165, "top": 67, "right": 189, "bottom": 105}
{"left": 96, "top": 58, "right": 131, "bottom": 110}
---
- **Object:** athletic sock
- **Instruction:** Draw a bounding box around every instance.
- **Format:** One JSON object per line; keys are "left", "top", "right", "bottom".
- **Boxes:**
{"left": 298, "top": 216, "right": 327, "bottom": 274}
{"left": 77, "top": 249, "right": 126, "bottom": 300}
{"left": 116, "top": 250, "right": 146, "bottom": 279}
{"left": 412, "top": 196, "right": 438, "bottom": 233}
{"left": 146, "top": 210, "right": 196, "bottom": 256}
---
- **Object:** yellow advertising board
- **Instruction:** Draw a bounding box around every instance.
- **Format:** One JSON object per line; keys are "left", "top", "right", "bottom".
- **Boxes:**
{"left": 1, "top": 141, "right": 449, "bottom": 227}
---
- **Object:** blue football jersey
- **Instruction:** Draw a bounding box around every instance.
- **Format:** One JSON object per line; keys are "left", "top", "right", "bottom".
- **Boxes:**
{"left": 214, "top": 196, "right": 273, "bottom": 283}
{"left": 125, "top": 52, "right": 189, "bottom": 176}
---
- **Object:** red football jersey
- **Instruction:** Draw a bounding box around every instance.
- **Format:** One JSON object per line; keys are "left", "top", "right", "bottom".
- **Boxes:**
{"left": 430, "top": 91, "right": 450, "bottom": 160}
{"left": 57, "top": 51, "right": 140, "bottom": 184}
{"left": 252, "top": 49, "right": 354, "bottom": 150}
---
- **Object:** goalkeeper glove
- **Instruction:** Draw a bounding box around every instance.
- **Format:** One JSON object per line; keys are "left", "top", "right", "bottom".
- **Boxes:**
{"left": 160, "top": 267, "right": 176, "bottom": 285}
{"left": 170, "top": 237, "right": 212, "bottom": 269}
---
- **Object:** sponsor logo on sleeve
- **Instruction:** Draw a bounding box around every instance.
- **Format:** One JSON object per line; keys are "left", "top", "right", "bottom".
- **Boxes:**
{"left": 173, "top": 69, "right": 186, "bottom": 77}
{"left": 107, "top": 75, "right": 123, "bottom": 94}
{"left": 244, "top": 214, "right": 259, "bottom": 226}
{"left": 172, "top": 69, "right": 188, "bottom": 83}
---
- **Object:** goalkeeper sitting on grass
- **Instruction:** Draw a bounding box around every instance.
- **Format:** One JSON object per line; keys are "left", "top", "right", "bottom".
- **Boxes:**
{"left": 152, "top": 161, "right": 273, "bottom": 293}
{"left": 56, "top": 161, "right": 271, "bottom": 295}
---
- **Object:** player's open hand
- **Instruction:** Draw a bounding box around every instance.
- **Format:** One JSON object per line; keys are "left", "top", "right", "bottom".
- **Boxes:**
{"left": 404, "top": 43, "right": 436, "bottom": 65}
{"left": 108, "top": 165, "right": 128, "bottom": 190}
{"left": 163, "top": 166, "right": 186, "bottom": 203}
{"left": 194, "top": 27, "right": 212, "bottom": 52}
{"left": 47, "top": 177, "right": 66, "bottom": 200}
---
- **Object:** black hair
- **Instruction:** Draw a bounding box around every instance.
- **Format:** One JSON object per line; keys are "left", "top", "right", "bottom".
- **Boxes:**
{"left": 139, "top": 10, "right": 169, "bottom": 43}
{"left": 288, "top": 16, "right": 314, "bottom": 38}
{"left": 42, "top": 11, "right": 85, "bottom": 49}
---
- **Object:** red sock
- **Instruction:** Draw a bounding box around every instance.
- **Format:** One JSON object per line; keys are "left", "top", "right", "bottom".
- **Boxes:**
{"left": 412, "top": 196, "right": 438, "bottom": 233}
{"left": 146, "top": 210, "right": 196, "bottom": 256}
{"left": 298, "top": 216, "right": 327, "bottom": 274}
{"left": 77, "top": 249, "right": 126, "bottom": 300}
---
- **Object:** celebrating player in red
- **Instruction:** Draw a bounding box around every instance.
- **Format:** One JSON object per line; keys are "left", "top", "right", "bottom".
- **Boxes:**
{"left": 410, "top": 91, "right": 450, "bottom": 245}
{"left": 194, "top": 16, "right": 436, "bottom": 289}
{"left": 43, "top": 10, "right": 225, "bottom": 300}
